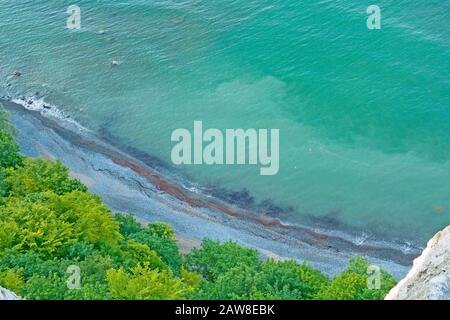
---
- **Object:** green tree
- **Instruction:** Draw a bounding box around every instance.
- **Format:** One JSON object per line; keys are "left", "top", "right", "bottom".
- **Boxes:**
{"left": 315, "top": 272, "right": 367, "bottom": 300}
{"left": 0, "top": 103, "right": 18, "bottom": 135}
{"left": 180, "top": 267, "right": 202, "bottom": 296}
{"left": 63, "top": 281, "right": 112, "bottom": 300}
{"left": 148, "top": 222, "right": 175, "bottom": 240}
{"left": 45, "top": 191, "right": 122, "bottom": 247}
{"left": 5, "top": 158, "right": 86, "bottom": 196}
{"left": 198, "top": 260, "right": 329, "bottom": 300}
{"left": 128, "top": 231, "right": 182, "bottom": 274}
{"left": 297, "top": 263, "right": 330, "bottom": 297}
{"left": 0, "top": 168, "right": 9, "bottom": 198}
{"left": 23, "top": 272, "right": 67, "bottom": 300}
{"left": 115, "top": 214, "right": 181, "bottom": 274}
{"left": 315, "top": 256, "right": 396, "bottom": 300}
{"left": 115, "top": 213, "right": 144, "bottom": 236}
{"left": 197, "top": 264, "right": 259, "bottom": 299}
{"left": 0, "top": 252, "right": 65, "bottom": 279}
{"left": 254, "top": 260, "right": 328, "bottom": 300}
{"left": 0, "top": 131, "right": 23, "bottom": 169}
{"left": 62, "top": 242, "right": 99, "bottom": 261}
{"left": 106, "top": 264, "right": 187, "bottom": 300}
{"left": 0, "top": 269, "right": 25, "bottom": 295}
{"left": 0, "top": 220, "right": 21, "bottom": 253}
{"left": 0, "top": 198, "right": 78, "bottom": 255}
{"left": 186, "top": 240, "right": 260, "bottom": 281}
{"left": 119, "top": 240, "right": 167, "bottom": 271}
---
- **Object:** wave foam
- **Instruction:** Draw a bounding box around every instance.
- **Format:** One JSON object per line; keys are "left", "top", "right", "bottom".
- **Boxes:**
{"left": 4, "top": 95, "right": 90, "bottom": 133}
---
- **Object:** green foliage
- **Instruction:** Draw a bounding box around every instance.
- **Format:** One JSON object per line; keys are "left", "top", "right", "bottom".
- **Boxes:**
{"left": 315, "top": 256, "right": 397, "bottom": 300}
{"left": 0, "top": 252, "right": 115, "bottom": 300}
{"left": 63, "top": 281, "right": 112, "bottom": 300}
{"left": 115, "top": 213, "right": 144, "bottom": 236}
{"left": 0, "top": 252, "right": 65, "bottom": 278}
{"left": 0, "top": 130, "right": 23, "bottom": 169}
{"left": 0, "top": 198, "right": 78, "bottom": 255}
{"left": 315, "top": 272, "right": 367, "bottom": 300}
{"left": 114, "top": 214, "right": 181, "bottom": 274}
{"left": 76, "top": 255, "right": 115, "bottom": 284}
{"left": 45, "top": 191, "right": 122, "bottom": 247}
{"left": 0, "top": 168, "right": 9, "bottom": 198}
{"left": 255, "top": 260, "right": 328, "bottom": 300}
{"left": 119, "top": 240, "right": 167, "bottom": 271}
{"left": 128, "top": 231, "right": 182, "bottom": 275}
{"left": 197, "top": 264, "right": 259, "bottom": 299}
{"left": 23, "top": 272, "right": 67, "bottom": 300}
{"left": 0, "top": 269, "right": 25, "bottom": 295}
{"left": 196, "top": 259, "right": 329, "bottom": 300}
{"left": 148, "top": 222, "right": 175, "bottom": 240}
{"left": 0, "top": 104, "right": 18, "bottom": 136}
{"left": 297, "top": 263, "right": 330, "bottom": 296}
{"left": 180, "top": 267, "right": 202, "bottom": 296}
{"left": 186, "top": 240, "right": 260, "bottom": 281}
{"left": 106, "top": 264, "right": 188, "bottom": 300}
{"left": 63, "top": 242, "right": 99, "bottom": 261}
{"left": 0, "top": 190, "right": 122, "bottom": 256}
{"left": 5, "top": 158, "right": 86, "bottom": 196}
{"left": 0, "top": 110, "right": 22, "bottom": 196}
{"left": 0, "top": 220, "right": 21, "bottom": 253}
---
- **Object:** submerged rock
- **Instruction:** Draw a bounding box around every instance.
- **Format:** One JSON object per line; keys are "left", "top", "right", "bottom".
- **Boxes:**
{"left": 0, "top": 287, "right": 22, "bottom": 300}
{"left": 171, "top": 16, "right": 185, "bottom": 24}
{"left": 386, "top": 225, "right": 450, "bottom": 300}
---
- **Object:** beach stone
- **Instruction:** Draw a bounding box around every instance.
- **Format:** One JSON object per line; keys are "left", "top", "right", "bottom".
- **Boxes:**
{"left": 386, "top": 225, "right": 450, "bottom": 300}
{"left": 0, "top": 287, "right": 22, "bottom": 300}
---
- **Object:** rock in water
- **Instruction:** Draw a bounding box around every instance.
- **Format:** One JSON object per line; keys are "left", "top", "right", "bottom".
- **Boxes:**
{"left": 386, "top": 225, "right": 450, "bottom": 300}
{"left": 0, "top": 287, "right": 22, "bottom": 300}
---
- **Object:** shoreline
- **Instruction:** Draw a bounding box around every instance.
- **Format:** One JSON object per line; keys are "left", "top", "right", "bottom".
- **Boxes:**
{"left": 1, "top": 98, "right": 417, "bottom": 279}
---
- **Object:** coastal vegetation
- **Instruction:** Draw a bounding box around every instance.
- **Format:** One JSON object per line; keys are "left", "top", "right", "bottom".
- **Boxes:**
{"left": 0, "top": 104, "right": 396, "bottom": 300}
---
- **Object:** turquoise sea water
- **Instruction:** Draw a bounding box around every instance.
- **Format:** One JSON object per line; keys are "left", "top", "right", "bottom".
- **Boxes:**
{"left": 1, "top": 1, "right": 449, "bottom": 245}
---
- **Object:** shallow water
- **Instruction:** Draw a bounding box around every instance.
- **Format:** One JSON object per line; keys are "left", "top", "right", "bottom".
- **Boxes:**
{"left": 1, "top": 0, "right": 449, "bottom": 244}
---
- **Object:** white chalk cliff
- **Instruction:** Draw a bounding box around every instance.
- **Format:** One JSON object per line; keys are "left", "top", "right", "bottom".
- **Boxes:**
{"left": 386, "top": 225, "right": 450, "bottom": 300}
{"left": 0, "top": 286, "right": 22, "bottom": 300}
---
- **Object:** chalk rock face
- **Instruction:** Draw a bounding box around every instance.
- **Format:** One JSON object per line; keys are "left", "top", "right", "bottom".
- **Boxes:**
{"left": 0, "top": 286, "right": 22, "bottom": 300}
{"left": 386, "top": 225, "right": 450, "bottom": 300}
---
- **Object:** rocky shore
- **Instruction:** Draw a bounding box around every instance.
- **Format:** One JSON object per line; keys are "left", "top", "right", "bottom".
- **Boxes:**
{"left": 2, "top": 98, "right": 416, "bottom": 279}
